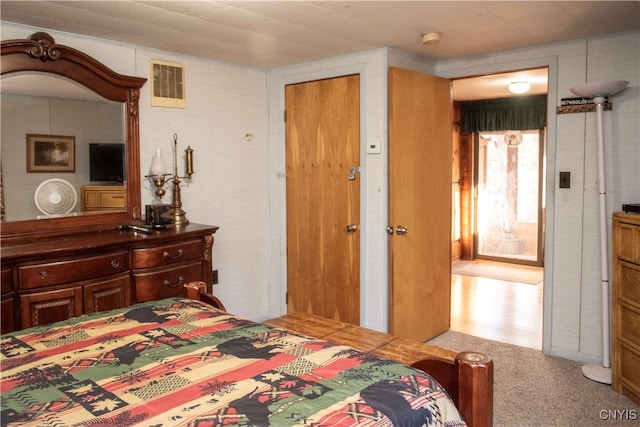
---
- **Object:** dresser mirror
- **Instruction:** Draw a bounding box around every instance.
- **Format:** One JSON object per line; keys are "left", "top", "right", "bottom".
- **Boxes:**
{"left": 1, "top": 32, "right": 146, "bottom": 243}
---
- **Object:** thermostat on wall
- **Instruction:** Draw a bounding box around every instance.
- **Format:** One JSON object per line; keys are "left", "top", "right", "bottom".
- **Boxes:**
{"left": 366, "top": 140, "right": 381, "bottom": 154}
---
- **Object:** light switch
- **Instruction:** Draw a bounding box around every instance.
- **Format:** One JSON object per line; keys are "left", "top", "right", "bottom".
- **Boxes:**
{"left": 559, "top": 171, "right": 570, "bottom": 188}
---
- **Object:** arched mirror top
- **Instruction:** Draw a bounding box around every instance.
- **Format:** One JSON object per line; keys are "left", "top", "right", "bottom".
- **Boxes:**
{"left": 2, "top": 32, "right": 145, "bottom": 102}
{"left": 1, "top": 32, "right": 147, "bottom": 243}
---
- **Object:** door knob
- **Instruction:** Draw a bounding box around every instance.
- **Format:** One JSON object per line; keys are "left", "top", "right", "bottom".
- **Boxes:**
{"left": 386, "top": 226, "right": 394, "bottom": 235}
{"left": 396, "top": 225, "right": 409, "bottom": 234}
{"left": 346, "top": 224, "right": 359, "bottom": 233}
{"left": 347, "top": 166, "right": 360, "bottom": 181}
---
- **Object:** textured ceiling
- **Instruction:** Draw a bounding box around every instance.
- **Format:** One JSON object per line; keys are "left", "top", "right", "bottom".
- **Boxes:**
{"left": 2, "top": 1, "right": 638, "bottom": 100}
{"left": 2, "top": 1, "right": 639, "bottom": 69}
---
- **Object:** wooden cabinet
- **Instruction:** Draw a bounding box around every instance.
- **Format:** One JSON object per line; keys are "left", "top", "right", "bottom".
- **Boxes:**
{"left": 1, "top": 223, "right": 218, "bottom": 332}
{"left": 132, "top": 239, "right": 209, "bottom": 302}
{"left": 16, "top": 250, "right": 130, "bottom": 328}
{"left": 612, "top": 212, "right": 640, "bottom": 405}
{"left": 20, "top": 286, "right": 84, "bottom": 329}
{"left": 1, "top": 267, "right": 16, "bottom": 334}
{"left": 81, "top": 185, "right": 126, "bottom": 211}
{"left": 84, "top": 275, "right": 132, "bottom": 313}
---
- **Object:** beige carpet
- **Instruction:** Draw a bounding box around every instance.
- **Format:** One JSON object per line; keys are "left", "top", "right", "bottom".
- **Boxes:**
{"left": 452, "top": 260, "right": 543, "bottom": 284}
{"left": 428, "top": 330, "right": 639, "bottom": 426}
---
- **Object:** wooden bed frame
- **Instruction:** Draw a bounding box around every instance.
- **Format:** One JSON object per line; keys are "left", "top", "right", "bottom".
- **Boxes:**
{"left": 185, "top": 284, "right": 494, "bottom": 427}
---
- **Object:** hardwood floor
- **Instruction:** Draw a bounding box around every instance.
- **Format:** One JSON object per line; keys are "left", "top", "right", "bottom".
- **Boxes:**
{"left": 450, "top": 268, "right": 543, "bottom": 350}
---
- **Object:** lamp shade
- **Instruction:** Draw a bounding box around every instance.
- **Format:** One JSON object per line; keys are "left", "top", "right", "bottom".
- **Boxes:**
{"left": 570, "top": 80, "right": 628, "bottom": 98}
{"left": 149, "top": 147, "right": 167, "bottom": 175}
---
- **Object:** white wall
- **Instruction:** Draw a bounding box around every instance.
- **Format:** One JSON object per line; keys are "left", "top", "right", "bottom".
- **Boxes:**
{"left": 3, "top": 21, "right": 639, "bottom": 364}
{"left": 136, "top": 51, "right": 270, "bottom": 320}
{"left": 437, "top": 30, "right": 640, "bottom": 363}
{"left": 1, "top": 94, "right": 121, "bottom": 220}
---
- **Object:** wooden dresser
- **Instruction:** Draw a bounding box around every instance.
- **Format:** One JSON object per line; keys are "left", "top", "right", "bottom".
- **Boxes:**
{"left": 612, "top": 212, "right": 640, "bottom": 405}
{"left": 0, "top": 223, "right": 218, "bottom": 334}
{"left": 81, "top": 185, "right": 126, "bottom": 211}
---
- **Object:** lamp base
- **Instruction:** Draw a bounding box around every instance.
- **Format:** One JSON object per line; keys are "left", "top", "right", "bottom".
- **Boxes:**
{"left": 169, "top": 175, "right": 189, "bottom": 227}
{"left": 581, "top": 363, "right": 611, "bottom": 384}
{"left": 169, "top": 207, "right": 189, "bottom": 227}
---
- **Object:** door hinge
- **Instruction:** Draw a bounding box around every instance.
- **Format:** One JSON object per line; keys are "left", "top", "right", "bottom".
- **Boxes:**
{"left": 286, "top": 292, "right": 289, "bottom": 304}
{"left": 284, "top": 109, "right": 287, "bottom": 122}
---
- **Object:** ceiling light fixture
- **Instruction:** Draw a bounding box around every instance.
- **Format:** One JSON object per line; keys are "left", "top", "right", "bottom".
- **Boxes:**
{"left": 421, "top": 32, "right": 442, "bottom": 45}
{"left": 508, "top": 81, "right": 531, "bottom": 94}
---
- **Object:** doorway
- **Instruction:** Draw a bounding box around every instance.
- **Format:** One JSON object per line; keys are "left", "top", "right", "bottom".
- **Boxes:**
{"left": 450, "top": 67, "right": 548, "bottom": 348}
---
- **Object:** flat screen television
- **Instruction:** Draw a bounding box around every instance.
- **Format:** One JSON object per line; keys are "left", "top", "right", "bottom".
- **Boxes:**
{"left": 89, "top": 143, "right": 125, "bottom": 183}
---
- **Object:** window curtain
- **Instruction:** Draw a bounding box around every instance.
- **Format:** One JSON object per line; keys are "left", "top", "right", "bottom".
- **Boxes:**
{"left": 460, "top": 95, "right": 547, "bottom": 133}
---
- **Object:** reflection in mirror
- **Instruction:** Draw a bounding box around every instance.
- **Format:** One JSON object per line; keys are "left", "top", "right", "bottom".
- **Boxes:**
{"left": 1, "top": 74, "right": 125, "bottom": 222}
{"left": 1, "top": 32, "right": 145, "bottom": 243}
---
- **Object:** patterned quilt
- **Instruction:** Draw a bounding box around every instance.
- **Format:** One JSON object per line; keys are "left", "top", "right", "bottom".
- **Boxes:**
{"left": 1, "top": 298, "right": 465, "bottom": 426}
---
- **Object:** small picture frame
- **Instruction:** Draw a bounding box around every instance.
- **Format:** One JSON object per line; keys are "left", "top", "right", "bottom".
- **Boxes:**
{"left": 27, "top": 134, "right": 75, "bottom": 173}
{"left": 150, "top": 59, "right": 186, "bottom": 108}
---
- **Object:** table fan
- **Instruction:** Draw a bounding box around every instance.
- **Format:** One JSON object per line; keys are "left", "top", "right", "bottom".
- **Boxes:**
{"left": 34, "top": 178, "right": 77, "bottom": 217}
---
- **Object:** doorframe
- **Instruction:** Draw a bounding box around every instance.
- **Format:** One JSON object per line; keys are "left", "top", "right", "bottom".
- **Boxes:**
{"left": 438, "top": 56, "right": 558, "bottom": 354}
{"left": 276, "top": 64, "right": 369, "bottom": 320}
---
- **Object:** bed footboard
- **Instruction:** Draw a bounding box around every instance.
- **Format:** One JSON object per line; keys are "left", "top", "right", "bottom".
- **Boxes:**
{"left": 412, "top": 352, "right": 493, "bottom": 427}
{"left": 184, "top": 282, "right": 226, "bottom": 311}
{"left": 186, "top": 290, "right": 493, "bottom": 427}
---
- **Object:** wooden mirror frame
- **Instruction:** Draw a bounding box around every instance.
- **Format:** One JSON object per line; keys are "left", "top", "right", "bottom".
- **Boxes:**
{"left": 1, "top": 32, "right": 147, "bottom": 243}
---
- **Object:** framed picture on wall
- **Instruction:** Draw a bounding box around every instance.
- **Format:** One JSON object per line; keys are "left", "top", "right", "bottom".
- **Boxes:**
{"left": 26, "top": 134, "right": 75, "bottom": 173}
{"left": 150, "top": 59, "right": 186, "bottom": 108}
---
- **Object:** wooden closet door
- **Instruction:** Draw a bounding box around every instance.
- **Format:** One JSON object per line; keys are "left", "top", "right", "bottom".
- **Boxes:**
{"left": 285, "top": 75, "right": 361, "bottom": 324}
{"left": 389, "top": 67, "right": 452, "bottom": 341}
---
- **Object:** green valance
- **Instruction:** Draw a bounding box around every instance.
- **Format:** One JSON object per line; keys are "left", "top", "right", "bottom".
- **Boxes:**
{"left": 460, "top": 95, "right": 547, "bottom": 133}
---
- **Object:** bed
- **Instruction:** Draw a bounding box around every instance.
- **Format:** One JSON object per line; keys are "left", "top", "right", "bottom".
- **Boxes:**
{"left": 1, "top": 295, "right": 491, "bottom": 426}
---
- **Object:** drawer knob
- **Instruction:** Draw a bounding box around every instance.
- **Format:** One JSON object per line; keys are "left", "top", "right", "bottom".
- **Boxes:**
{"left": 110, "top": 259, "right": 120, "bottom": 269}
{"left": 164, "top": 276, "right": 185, "bottom": 288}
{"left": 39, "top": 271, "right": 48, "bottom": 279}
{"left": 163, "top": 249, "right": 184, "bottom": 260}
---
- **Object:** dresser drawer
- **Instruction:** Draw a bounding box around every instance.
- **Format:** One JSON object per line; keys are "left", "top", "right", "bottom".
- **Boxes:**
{"left": 81, "top": 185, "right": 126, "bottom": 211}
{"left": 132, "top": 240, "right": 202, "bottom": 268}
{"left": 618, "top": 304, "right": 640, "bottom": 348}
{"left": 617, "top": 261, "right": 640, "bottom": 308}
{"left": 616, "top": 220, "right": 640, "bottom": 264}
{"left": 18, "top": 252, "right": 129, "bottom": 289}
{"left": 133, "top": 261, "right": 203, "bottom": 302}
{"left": 617, "top": 344, "right": 640, "bottom": 399}
{"left": 96, "top": 192, "right": 125, "bottom": 208}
